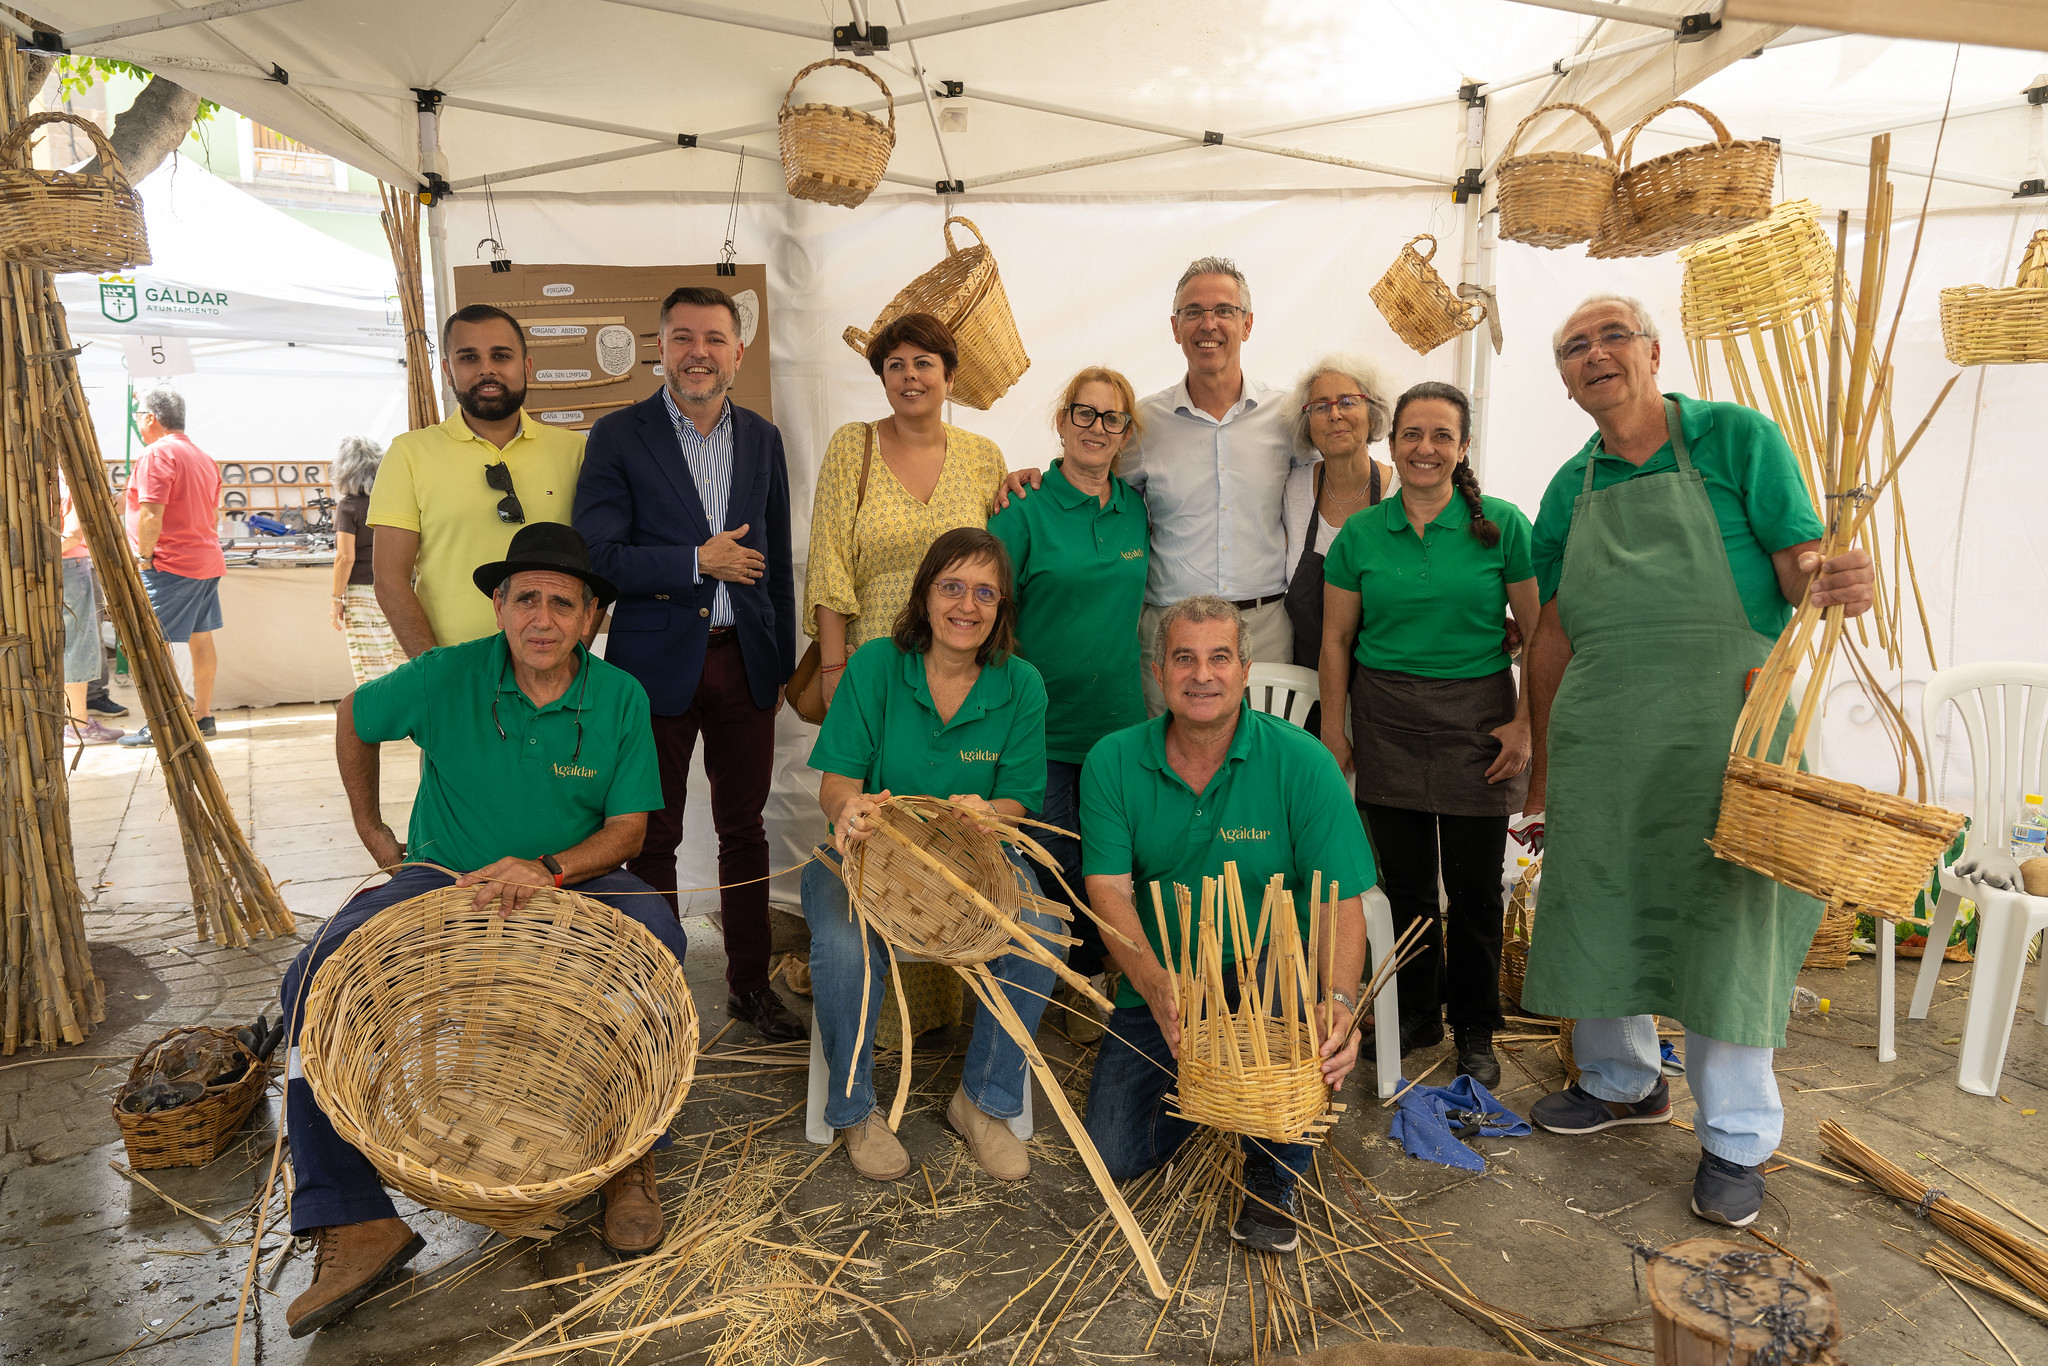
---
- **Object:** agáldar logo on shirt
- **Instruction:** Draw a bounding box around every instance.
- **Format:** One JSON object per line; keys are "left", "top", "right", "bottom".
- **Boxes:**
{"left": 1120, "top": 548, "right": 1143, "bottom": 560}
{"left": 553, "top": 762, "right": 597, "bottom": 779}
{"left": 1217, "top": 827, "right": 1270, "bottom": 843}
{"left": 959, "top": 749, "right": 999, "bottom": 763}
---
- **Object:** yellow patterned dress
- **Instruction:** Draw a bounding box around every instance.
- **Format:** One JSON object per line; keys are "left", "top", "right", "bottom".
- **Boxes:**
{"left": 802, "top": 420, "right": 1009, "bottom": 647}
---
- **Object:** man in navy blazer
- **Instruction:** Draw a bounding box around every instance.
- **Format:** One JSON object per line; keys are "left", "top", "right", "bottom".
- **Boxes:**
{"left": 575, "top": 285, "right": 803, "bottom": 1042}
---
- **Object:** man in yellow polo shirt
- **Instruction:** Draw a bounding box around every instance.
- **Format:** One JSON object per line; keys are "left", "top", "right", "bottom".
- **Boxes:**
{"left": 370, "top": 303, "right": 586, "bottom": 653}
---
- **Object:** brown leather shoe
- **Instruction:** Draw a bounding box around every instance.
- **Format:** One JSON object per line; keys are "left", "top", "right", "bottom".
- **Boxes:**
{"left": 838, "top": 1112, "right": 910, "bottom": 1181}
{"left": 946, "top": 1085, "right": 1029, "bottom": 1181}
{"left": 601, "top": 1154, "right": 664, "bottom": 1254}
{"left": 285, "top": 1217, "right": 424, "bottom": 1338}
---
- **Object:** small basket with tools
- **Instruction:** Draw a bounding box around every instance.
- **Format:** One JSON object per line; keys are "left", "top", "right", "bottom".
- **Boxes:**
{"left": 114, "top": 1019, "right": 282, "bottom": 1170}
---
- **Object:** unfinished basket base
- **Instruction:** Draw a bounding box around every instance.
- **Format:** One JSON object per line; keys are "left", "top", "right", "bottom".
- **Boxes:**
{"left": 1170, "top": 1017, "right": 1342, "bottom": 1146}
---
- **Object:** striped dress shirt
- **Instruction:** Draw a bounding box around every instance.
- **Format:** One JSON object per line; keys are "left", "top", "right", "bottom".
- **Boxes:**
{"left": 662, "top": 387, "right": 736, "bottom": 628}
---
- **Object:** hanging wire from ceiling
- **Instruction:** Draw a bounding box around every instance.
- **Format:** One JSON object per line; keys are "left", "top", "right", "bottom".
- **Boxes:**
{"left": 476, "top": 176, "right": 510, "bottom": 271}
{"left": 718, "top": 147, "right": 743, "bottom": 276}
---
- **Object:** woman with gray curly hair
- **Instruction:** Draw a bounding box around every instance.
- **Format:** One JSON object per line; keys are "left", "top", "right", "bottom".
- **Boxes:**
{"left": 328, "top": 436, "right": 405, "bottom": 683}
{"left": 1282, "top": 353, "right": 1398, "bottom": 673}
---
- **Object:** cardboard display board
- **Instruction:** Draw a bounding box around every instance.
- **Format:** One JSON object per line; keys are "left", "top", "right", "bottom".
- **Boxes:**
{"left": 452, "top": 263, "right": 771, "bottom": 431}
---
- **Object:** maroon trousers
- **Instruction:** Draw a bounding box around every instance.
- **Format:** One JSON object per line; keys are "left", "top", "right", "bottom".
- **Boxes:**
{"left": 628, "top": 631, "right": 776, "bottom": 996}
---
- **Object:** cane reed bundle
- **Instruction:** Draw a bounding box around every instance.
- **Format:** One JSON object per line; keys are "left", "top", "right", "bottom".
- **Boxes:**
{"left": 113, "top": 1025, "right": 270, "bottom": 1170}
{"left": 842, "top": 216, "right": 1030, "bottom": 409}
{"left": 1589, "top": 100, "right": 1777, "bottom": 259}
{"left": 379, "top": 181, "right": 440, "bottom": 430}
{"left": 1939, "top": 228, "right": 2048, "bottom": 366}
{"left": 1369, "top": 234, "right": 1487, "bottom": 355}
{"left": 0, "top": 110, "right": 149, "bottom": 273}
{"left": 778, "top": 58, "right": 895, "bottom": 209}
{"left": 1161, "top": 868, "right": 1344, "bottom": 1145}
{"left": 1820, "top": 1120, "right": 2048, "bottom": 1308}
{"left": 1494, "top": 104, "right": 1618, "bottom": 249}
{"left": 1923, "top": 1241, "right": 2048, "bottom": 1325}
{"left": 298, "top": 884, "right": 698, "bottom": 1239}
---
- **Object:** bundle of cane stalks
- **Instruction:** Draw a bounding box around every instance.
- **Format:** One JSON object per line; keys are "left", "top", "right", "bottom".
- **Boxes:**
{"left": 378, "top": 181, "right": 439, "bottom": 431}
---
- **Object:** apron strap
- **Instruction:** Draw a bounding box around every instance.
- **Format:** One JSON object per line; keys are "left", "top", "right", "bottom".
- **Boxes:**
{"left": 1368, "top": 459, "right": 1383, "bottom": 505}
{"left": 1663, "top": 397, "right": 1695, "bottom": 474}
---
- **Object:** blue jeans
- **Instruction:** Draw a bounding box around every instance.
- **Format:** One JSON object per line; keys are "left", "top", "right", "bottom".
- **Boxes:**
{"left": 281, "top": 865, "right": 688, "bottom": 1235}
{"left": 801, "top": 845, "right": 1060, "bottom": 1130}
{"left": 1573, "top": 1015, "right": 1780, "bottom": 1167}
{"left": 1084, "top": 1003, "right": 1312, "bottom": 1194}
{"left": 1035, "top": 759, "right": 1105, "bottom": 979}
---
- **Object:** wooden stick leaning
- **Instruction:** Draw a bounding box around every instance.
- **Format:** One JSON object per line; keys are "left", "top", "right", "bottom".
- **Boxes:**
{"left": 378, "top": 181, "right": 440, "bottom": 432}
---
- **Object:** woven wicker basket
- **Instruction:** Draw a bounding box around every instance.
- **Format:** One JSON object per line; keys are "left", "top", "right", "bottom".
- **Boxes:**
{"left": 1680, "top": 199, "right": 1835, "bottom": 342}
{"left": 1802, "top": 902, "right": 1856, "bottom": 970}
{"left": 0, "top": 111, "right": 150, "bottom": 273}
{"left": 1173, "top": 1017, "right": 1338, "bottom": 1145}
{"left": 841, "top": 795, "right": 1061, "bottom": 965}
{"left": 298, "top": 886, "right": 698, "bottom": 1239}
{"left": 113, "top": 1026, "right": 271, "bottom": 1170}
{"left": 1369, "top": 234, "right": 1487, "bottom": 355}
{"left": 842, "top": 216, "right": 1031, "bottom": 409}
{"left": 1939, "top": 229, "right": 2048, "bottom": 365}
{"left": 1588, "top": 100, "right": 1777, "bottom": 260}
{"left": 1495, "top": 104, "right": 1618, "bottom": 249}
{"left": 1498, "top": 857, "right": 1542, "bottom": 1009}
{"left": 778, "top": 58, "right": 895, "bottom": 209}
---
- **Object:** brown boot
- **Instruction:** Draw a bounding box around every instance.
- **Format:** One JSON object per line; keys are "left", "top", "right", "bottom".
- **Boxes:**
{"left": 285, "top": 1217, "right": 424, "bottom": 1338}
{"left": 838, "top": 1112, "right": 910, "bottom": 1181}
{"left": 601, "top": 1154, "right": 664, "bottom": 1254}
{"left": 946, "top": 1085, "right": 1029, "bottom": 1181}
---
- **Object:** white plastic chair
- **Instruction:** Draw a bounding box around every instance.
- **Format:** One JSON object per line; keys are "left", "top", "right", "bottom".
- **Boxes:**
{"left": 1246, "top": 662, "right": 1320, "bottom": 730}
{"left": 1899, "top": 663, "right": 2048, "bottom": 1095}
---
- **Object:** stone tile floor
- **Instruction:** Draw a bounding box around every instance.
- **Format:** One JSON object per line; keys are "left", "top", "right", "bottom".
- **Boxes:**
{"left": 4, "top": 684, "right": 2047, "bottom": 1364}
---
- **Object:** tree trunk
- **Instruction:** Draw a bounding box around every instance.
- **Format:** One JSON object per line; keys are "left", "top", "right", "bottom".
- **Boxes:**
{"left": 82, "top": 74, "right": 199, "bottom": 181}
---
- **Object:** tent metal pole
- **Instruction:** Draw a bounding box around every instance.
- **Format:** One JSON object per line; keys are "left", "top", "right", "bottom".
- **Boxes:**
{"left": 1796, "top": 97, "right": 2027, "bottom": 145}
{"left": 438, "top": 94, "right": 890, "bottom": 147}
{"left": 892, "top": 0, "right": 1109, "bottom": 42}
{"left": 892, "top": 0, "right": 958, "bottom": 188}
{"left": 1475, "top": 30, "right": 1674, "bottom": 99}
{"left": 449, "top": 141, "right": 692, "bottom": 193}
{"left": 1239, "top": 95, "right": 1459, "bottom": 140}
{"left": 1625, "top": 129, "right": 2020, "bottom": 192}
{"left": 78, "top": 51, "right": 415, "bottom": 100}
{"left": 418, "top": 100, "right": 457, "bottom": 411}
{"left": 61, "top": 0, "right": 318, "bottom": 48}
{"left": 1493, "top": 0, "right": 1684, "bottom": 29}
{"left": 961, "top": 138, "right": 1201, "bottom": 189}
{"left": 594, "top": 0, "right": 826, "bottom": 41}
{"left": 1455, "top": 93, "right": 1492, "bottom": 476}
{"left": 0, "top": 10, "right": 31, "bottom": 40}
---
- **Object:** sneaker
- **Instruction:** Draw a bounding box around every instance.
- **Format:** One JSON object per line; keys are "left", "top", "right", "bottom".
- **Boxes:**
{"left": 117, "top": 725, "right": 154, "bottom": 748}
{"left": 197, "top": 716, "right": 217, "bottom": 738}
{"left": 1231, "top": 1170, "right": 1299, "bottom": 1255}
{"left": 1530, "top": 1078, "right": 1672, "bottom": 1134}
{"left": 86, "top": 695, "right": 129, "bottom": 718}
{"left": 1454, "top": 1028, "right": 1500, "bottom": 1088}
{"left": 1691, "top": 1151, "right": 1766, "bottom": 1228}
{"left": 66, "top": 719, "right": 124, "bottom": 745}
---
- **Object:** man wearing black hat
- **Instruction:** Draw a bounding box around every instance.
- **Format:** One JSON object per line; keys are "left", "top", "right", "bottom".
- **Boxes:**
{"left": 277, "top": 524, "right": 688, "bottom": 1339}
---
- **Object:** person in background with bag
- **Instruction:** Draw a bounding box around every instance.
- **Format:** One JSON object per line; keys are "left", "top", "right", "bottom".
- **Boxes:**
{"left": 328, "top": 437, "right": 407, "bottom": 685}
{"left": 575, "top": 285, "right": 800, "bottom": 1044}
{"left": 988, "top": 367, "right": 1148, "bottom": 1046}
{"left": 1317, "top": 380, "right": 1537, "bottom": 1089}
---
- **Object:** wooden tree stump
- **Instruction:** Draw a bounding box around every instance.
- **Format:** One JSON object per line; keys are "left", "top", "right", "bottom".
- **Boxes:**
{"left": 1646, "top": 1238, "right": 1839, "bottom": 1365}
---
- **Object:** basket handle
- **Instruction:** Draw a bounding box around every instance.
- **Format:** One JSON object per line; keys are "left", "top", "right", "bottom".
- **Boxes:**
{"left": 1406, "top": 233, "right": 1437, "bottom": 264}
{"left": 1498, "top": 102, "right": 1617, "bottom": 164}
{"left": 1617, "top": 99, "right": 1733, "bottom": 173}
{"left": 783, "top": 58, "right": 896, "bottom": 139}
{"left": 0, "top": 110, "right": 132, "bottom": 186}
{"left": 2015, "top": 229, "right": 2048, "bottom": 289}
{"left": 842, "top": 324, "right": 873, "bottom": 354}
{"left": 943, "top": 215, "right": 987, "bottom": 256}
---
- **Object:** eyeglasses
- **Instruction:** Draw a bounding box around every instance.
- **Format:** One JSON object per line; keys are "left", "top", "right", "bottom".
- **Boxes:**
{"left": 935, "top": 578, "right": 1001, "bottom": 606}
{"left": 493, "top": 656, "right": 587, "bottom": 760}
{"left": 1556, "top": 328, "right": 1650, "bottom": 363}
{"left": 1065, "top": 403, "right": 1132, "bottom": 434}
{"left": 483, "top": 462, "right": 524, "bottom": 524}
{"left": 1301, "top": 393, "right": 1372, "bottom": 419}
{"left": 1174, "top": 303, "right": 1246, "bottom": 324}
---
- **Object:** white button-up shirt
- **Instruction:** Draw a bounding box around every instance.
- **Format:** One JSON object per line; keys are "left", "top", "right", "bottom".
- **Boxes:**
{"left": 1124, "top": 376, "right": 1304, "bottom": 606}
{"left": 662, "top": 386, "right": 736, "bottom": 628}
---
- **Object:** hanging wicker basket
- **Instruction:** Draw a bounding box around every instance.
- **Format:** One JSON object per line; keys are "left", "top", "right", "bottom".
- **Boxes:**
{"left": 842, "top": 216, "right": 1031, "bottom": 409}
{"left": 112, "top": 1026, "right": 270, "bottom": 1170}
{"left": 1588, "top": 100, "right": 1776, "bottom": 260}
{"left": 778, "top": 58, "right": 896, "bottom": 209}
{"left": 1369, "top": 233, "right": 1487, "bottom": 355}
{"left": 0, "top": 111, "right": 151, "bottom": 273}
{"left": 1938, "top": 229, "right": 2048, "bottom": 365}
{"left": 1679, "top": 199, "right": 1835, "bottom": 342}
{"left": 1495, "top": 103, "right": 1618, "bottom": 249}
{"left": 298, "top": 885, "right": 698, "bottom": 1239}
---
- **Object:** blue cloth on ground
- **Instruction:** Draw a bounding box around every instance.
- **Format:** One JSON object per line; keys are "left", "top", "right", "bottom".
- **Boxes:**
{"left": 1661, "top": 1038, "right": 1685, "bottom": 1075}
{"left": 1387, "top": 1075, "right": 1532, "bottom": 1172}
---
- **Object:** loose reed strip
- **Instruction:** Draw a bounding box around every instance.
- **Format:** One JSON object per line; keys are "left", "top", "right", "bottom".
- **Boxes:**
{"left": 1926, "top": 1242, "right": 2048, "bottom": 1327}
{"left": 379, "top": 181, "right": 440, "bottom": 431}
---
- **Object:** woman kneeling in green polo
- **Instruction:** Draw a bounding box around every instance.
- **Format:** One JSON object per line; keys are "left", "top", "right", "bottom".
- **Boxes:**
{"left": 804, "top": 527, "right": 1060, "bottom": 1185}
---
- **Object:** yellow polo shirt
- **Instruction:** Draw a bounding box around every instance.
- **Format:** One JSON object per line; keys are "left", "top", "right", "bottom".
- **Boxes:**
{"left": 367, "top": 410, "right": 585, "bottom": 647}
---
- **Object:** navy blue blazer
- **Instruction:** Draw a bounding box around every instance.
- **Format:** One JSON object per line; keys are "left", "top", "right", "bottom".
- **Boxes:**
{"left": 574, "top": 392, "right": 795, "bottom": 715}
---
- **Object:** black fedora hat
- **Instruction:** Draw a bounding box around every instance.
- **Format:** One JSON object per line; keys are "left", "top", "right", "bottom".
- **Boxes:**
{"left": 473, "top": 522, "right": 617, "bottom": 606}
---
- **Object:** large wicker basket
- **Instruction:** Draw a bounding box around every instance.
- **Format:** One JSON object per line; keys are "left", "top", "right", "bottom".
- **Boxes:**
{"left": 778, "top": 58, "right": 895, "bottom": 209}
{"left": 1589, "top": 100, "right": 1776, "bottom": 260}
{"left": 843, "top": 216, "right": 1031, "bottom": 409}
{"left": 1679, "top": 199, "right": 1835, "bottom": 342}
{"left": 1495, "top": 103, "right": 1618, "bottom": 250}
{"left": 1369, "top": 233, "right": 1487, "bottom": 355}
{"left": 113, "top": 1025, "right": 271, "bottom": 1170}
{"left": 298, "top": 886, "right": 698, "bottom": 1239}
{"left": 1939, "top": 229, "right": 2048, "bottom": 365}
{"left": 0, "top": 111, "right": 150, "bottom": 273}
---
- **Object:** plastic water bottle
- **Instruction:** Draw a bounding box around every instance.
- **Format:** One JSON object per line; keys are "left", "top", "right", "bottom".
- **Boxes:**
{"left": 1791, "top": 987, "right": 1830, "bottom": 1017}
{"left": 2012, "top": 793, "right": 2048, "bottom": 864}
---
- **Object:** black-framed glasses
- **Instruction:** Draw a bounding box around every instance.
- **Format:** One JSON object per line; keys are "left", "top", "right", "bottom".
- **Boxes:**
{"left": 935, "top": 578, "right": 1001, "bottom": 606}
{"left": 1174, "top": 302, "right": 1245, "bottom": 324}
{"left": 484, "top": 461, "right": 525, "bottom": 524}
{"left": 492, "top": 658, "right": 586, "bottom": 760}
{"left": 1556, "top": 328, "right": 1650, "bottom": 363}
{"left": 1065, "top": 403, "right": 1132, "bottom": 435}
{"left": 1301, "top": 393, "right": 1371, "bottom": 418}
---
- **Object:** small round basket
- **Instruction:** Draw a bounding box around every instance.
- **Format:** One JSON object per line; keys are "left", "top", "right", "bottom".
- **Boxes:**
{"left": 1939, "top": 229, "right": 2048, "bottom": 365}
{"left": 778, "top": 58, "right": 896, "bottom": 209}
{"left": 1172, "top": 1017, "right": 1337, "bottom": 1145}
{"left": 1369, "top": 233, "right": 1487, "bottom": 355}
{"left": 842, "top": 216, "right": 1030, "bottom": 409}
{"left": 0, "top": 111, "right": 151, "bottom": 273}
{"left": 1589, "top": 100, "right": 1777, "bottom": 260}
{"left": 1495, "top": 103, "right": 1618, "bottom": 250}
{"left": 112, "top": 1025, "right": 270, "bottom": 1171}
{"left": 841, "top": 795, "right": 1032, "bottom": 966}
{"left": 1680, "top": 199, "right": 1835, "bottom": 341}
{"left": 298, "top": 885, "right": 697, "bottom": 1239}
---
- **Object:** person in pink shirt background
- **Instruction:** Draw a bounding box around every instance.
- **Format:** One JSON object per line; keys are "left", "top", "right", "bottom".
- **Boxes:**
{"left": 120, "top": 387, "right": 226, "bottom": 745}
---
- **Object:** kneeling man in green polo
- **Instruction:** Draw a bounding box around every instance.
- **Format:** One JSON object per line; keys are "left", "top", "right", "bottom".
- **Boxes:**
{"left": 1080, "top": 594, "right": 1376, "bottom": 1256}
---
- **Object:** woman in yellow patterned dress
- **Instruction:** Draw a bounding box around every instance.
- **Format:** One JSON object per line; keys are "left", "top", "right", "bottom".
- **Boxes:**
{"left": 805, "top": 312, "right": 1009, "bottom": 707}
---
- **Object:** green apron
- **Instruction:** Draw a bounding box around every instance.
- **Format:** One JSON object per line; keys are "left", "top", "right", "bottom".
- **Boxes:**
{"left": 1520, "top": 401, "right": 1820, "bottom": 1048}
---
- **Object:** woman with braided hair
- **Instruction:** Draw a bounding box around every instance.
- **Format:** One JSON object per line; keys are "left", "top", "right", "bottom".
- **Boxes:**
{"left": 1316, "top": 380, "right": 1539, "bottom": 1087}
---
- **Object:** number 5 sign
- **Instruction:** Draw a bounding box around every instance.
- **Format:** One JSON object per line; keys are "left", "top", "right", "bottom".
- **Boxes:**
{"left": 119, "top": 335, "right": 196, "bottom": 378}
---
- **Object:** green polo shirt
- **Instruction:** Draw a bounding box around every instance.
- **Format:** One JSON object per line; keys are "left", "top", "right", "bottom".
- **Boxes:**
{"left": 351, "top": 633, "right": 663, "bottom": 873}
{"left": 1080, "top": 704, "right": 1377, "bottom": 1009}
{"left": 988, "top": 460, "right": 1149, "bottom": 764}
{"left": 811, "top": 638, "right": 1049, "bottom": 810}
{"left": 1532, "top": 394, "right": 1825, "bottom": 639}
{"left": 1322, "top": 490, "right": 1534, "bottom": 679}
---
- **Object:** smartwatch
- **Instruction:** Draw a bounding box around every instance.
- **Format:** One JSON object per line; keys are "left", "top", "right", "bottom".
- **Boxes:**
{"left": 538, "top": 853, "right": 564, "bottom": 888}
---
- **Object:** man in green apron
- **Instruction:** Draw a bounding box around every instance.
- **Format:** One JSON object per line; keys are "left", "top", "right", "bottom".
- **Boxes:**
{"left": 1518, "top": 295, "right": 1874, "bottom": 1230}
